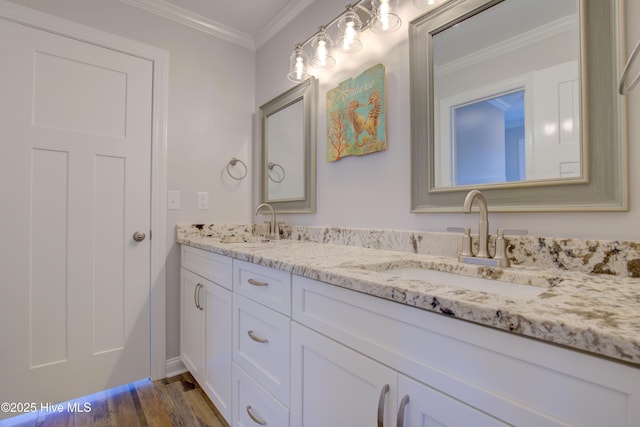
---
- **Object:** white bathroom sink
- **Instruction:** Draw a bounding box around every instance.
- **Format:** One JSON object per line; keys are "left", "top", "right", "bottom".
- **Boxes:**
{"left": 377, "top": 267, "right": 547, "bottom": 299}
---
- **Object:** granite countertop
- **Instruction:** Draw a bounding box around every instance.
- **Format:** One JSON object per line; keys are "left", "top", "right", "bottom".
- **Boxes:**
{"left": 178, "top": 234, "right": 640, "bottom": 367}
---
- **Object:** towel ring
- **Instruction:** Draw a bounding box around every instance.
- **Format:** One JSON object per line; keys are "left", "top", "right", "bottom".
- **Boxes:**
{"left": 226, "top": 157, "right": 247, "bottom": 180}
{"left": 619, "top": 39, "right": 640, "bottom": 95}
{"left": 267, "top": 162, "right": 285, "bottom": 183}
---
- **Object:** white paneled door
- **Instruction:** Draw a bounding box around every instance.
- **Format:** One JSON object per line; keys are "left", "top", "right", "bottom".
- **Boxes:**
{"left": 0, "top": 16, "right": 152, "bottom": 417}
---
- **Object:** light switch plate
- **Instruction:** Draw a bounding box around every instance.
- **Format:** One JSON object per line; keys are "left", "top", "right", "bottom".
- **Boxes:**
{"left": 197, "top": 192, "right": 209, "bottom": 210}
{"left": 168, "top": 190, "right": 181, "bottom": 210}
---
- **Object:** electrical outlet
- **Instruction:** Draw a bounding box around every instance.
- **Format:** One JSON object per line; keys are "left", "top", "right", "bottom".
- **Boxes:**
{"left": 197, "top": 192, "right": 209, "bottom": 210}
{"left": 168, "top": 190, "right": 181, "bottom": 210}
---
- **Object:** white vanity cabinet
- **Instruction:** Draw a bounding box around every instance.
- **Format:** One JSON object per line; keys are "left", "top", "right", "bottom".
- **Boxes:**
{"left": 291, "top": 275, "right": 640, "bottom": 427}
{"left": 231, "top": 259, "right": 292, "bottom": 427}
{"left": 180, "top": 246, "right": 233, "bottom": 423}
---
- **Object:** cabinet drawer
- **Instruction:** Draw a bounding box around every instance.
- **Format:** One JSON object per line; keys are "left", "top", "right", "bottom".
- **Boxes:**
{"left": 181, "top": 245, "right": 232, "bottom": 290}
{"left": 233, "top": 294, "right": 290, "bottom": 405}
{"left": 233, "top": 259, "right": 291, "bottom": 315}
{"left": 232, "top": 363, "right": 289, "bottom": 427}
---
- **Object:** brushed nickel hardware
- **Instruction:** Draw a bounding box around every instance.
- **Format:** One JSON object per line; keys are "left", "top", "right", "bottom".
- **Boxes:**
{"left": 248, "top": 278, "right": 269, "bottom": 287}
{"left": 463, "top": 190, "right": 489, "bottom": 258}
{"left": 132, "top": 231, "right": 146, "bottom": 242}
{"left": 246, "top": 405, "right": 267, "bottom": 425}
{"left": 377, "top": 384, "right": 390, "bottom": 427}
{"left": 247, "top": 330, "right": 269, "bottom": 344}
{"left": 397, "top": 394, "right": 410, "bottom": 427}
{"left": 193, "top": 283, "right": 204, "bottom": 311}
{"left": 447, "top": 226, "right": 472, "bottom": 257}
{"left": 255, "top": 203, "right": 280, "bottom": 240}
{"left": 619, "top": 39, "right": 640, "bottom": 94}
{"left": 459, "top": 190, "right": 527, "bottom": 268}
{"left": 227, "top": 157, "right": 247, "bottom": 180}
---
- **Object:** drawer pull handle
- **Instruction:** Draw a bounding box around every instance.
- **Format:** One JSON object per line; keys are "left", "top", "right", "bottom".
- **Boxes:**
{"left": 397, "top": 394, "right": 409, "bottom": 427}
{"left": 194, "top": 283, "right": 204, "bottom": 310}
{"left": 246, "top": 405, "right": 267, "bottom": 425}
{"left": 247, "top": 330, "right": 269, "bottom": 344}
{"left": 377, "top": 384, "right": 390, "bottom": 427}
{"left": 248, "top": 278, "right": 269, "bottom": 287}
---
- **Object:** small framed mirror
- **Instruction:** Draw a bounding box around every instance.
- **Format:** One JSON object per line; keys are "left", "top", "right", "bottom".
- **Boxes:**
{"left": 410, "top": 0, "right": 627, "bottom": 212}
{"left": 259, "top": 77, "right": 317, "bottom": 213}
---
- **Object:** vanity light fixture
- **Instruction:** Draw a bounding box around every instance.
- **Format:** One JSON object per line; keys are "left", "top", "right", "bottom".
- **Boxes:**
{"left": 370, "top": 0, "right": 401, "bottom": 34}
{"left": 413, "top": 0, "right": 438, "bottom": 9}
{"left": 287, "top": 44, "right": 310, "bottom": 82}
{"left": 310, "top": 27, "right": 336, "bottom": 69}
{"left": 286, "top": 0, "right": 423, "bottom": 83}
{"left": 335, "top": 6, "right": 363, "bottom": 53}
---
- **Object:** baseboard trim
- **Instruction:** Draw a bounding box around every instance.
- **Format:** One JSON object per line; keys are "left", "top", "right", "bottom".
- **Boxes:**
{"left": 165, "top": 357, "right": 187, "bottom": 378}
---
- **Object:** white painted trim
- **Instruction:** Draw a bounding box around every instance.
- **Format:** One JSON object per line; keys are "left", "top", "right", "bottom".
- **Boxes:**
{"left": 120, "top": 0, "right": 314, "bottom": 50}
{"left": 165, "top": 357, "right": 188, "bottom": 378}
{"left": 0, "top": 0, "right": 169, "bottom": 381}
{"left": 120, "top": 0, "right": 255, "bottom": 49}
{"left": 254, "top": 0, "right": 315, "bottom": 49}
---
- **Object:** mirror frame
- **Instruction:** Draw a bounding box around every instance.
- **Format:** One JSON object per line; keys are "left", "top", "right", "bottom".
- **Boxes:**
{"left": 259, "top": 77, "right": 317, "bottom": 213}
{"left": 410, "top": 0, "right": 627, "bottom": 212}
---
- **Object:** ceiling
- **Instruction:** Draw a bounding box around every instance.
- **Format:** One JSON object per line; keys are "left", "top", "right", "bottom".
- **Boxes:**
{"left": 121, "top": 0, "right": 314, "bottom": 50}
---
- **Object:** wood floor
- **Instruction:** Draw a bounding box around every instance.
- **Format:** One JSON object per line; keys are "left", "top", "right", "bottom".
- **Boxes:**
{"left": 0, "top": 373, "right": 228, "bottom": 427}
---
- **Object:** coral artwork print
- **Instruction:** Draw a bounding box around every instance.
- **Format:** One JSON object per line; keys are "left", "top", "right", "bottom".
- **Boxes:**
{"left": 326, "top": 64, "right": 387, "bottom": 161}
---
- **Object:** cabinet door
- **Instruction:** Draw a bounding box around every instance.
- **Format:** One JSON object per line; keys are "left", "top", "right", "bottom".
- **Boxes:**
{"left": 203, "top": 282, "right": 233, "bottom": 424}
{"left": 291, "top": 322, "right": 396, "bottom": 427}
{"left": 180, "top": 268, "right": 205, "bottom": 379}
{"left": 397, "top": 375, "right": 509, "bottom": 427}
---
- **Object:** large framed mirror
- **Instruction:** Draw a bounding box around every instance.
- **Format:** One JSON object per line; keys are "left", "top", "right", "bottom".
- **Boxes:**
{"left": 259, "top": 77, "right": 317, "bottom": 213}
{"left": 410, "top": 0, "right": 627, "bottom": 212}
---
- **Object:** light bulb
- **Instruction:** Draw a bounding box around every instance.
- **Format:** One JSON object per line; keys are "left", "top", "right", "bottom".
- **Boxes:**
{"left": 295, "top": 57, "right": 304, "bottom": 80}
{"left": 317, "top": 40, "right": 327, "bottom": 66}
{"left": 380, "top": 0, "right": 390, "bottom": 31}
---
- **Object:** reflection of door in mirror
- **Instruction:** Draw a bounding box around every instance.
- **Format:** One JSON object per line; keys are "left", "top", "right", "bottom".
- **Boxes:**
{"left": 267, "top": 99, "right": 305, "bottom": 201}
{"left": 432, "top": 0, "right": 580, "bottom": 189}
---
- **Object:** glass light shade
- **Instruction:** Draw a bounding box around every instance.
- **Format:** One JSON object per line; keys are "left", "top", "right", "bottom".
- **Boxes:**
{"left": 287, "top": 45, "right": 310, "bottom": 82}
{"left": 371, "top": 0, "right": 401, "bottom": 33}
{"left": 413, "top": 0, "right": 437, "bottom": 8}
{"left": 335, "top": 10, "right": 363, "bottom": 53}
{"left": 310, "top": 29, "right": 336, "bottom": 69}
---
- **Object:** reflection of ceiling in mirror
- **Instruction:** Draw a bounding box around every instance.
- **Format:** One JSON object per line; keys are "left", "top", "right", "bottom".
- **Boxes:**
{"left": 433, "top": 0, "right": 578, "bottom": 66}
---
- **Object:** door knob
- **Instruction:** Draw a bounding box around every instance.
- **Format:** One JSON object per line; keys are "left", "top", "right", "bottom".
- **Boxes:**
{"left": 133, "top": 231, "right": 146, "bottom": 242}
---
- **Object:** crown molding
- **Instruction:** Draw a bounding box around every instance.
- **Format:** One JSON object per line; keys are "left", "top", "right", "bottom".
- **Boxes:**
{"left": 254, "top": 0, "right": 314, "bottom": 49}
{"left": 121, "top": 0, "right": 314, "bottom": 50}
{"left": 120, "top": 0, "right": 255, "bottom": 49}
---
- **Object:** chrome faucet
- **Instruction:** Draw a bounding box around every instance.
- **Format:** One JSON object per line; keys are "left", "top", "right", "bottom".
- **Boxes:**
{"left": 463, "top": 190, "right": 490, "bottom": 258}
{"left": 254, "top": 203, "right": 279, "bottom": 240}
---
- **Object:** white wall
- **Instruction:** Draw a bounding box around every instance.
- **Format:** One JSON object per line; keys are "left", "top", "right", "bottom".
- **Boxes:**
{"left": 255, "top": 0, "right": 640, "bottom": 242}
{"left": 9, "top": 0, "right": 255, "bottom": 361}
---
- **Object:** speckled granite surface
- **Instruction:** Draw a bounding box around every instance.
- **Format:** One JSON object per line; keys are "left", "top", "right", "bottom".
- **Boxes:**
{"left": 177, "top": 224, "right": 640, "bottom": 366}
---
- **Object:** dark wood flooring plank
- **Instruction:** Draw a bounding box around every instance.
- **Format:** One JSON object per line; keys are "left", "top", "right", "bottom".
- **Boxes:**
{"left": 106, "top": 384, "right": 141, "bottom": 427}
{"left": 133, "top": 379, "right": 174, "bottom": 427}
{"left": 72, "top": 390, "right": 111, "bottom": 427}
{"left": 0, "top": 372, "right": 225, "bottom": 427}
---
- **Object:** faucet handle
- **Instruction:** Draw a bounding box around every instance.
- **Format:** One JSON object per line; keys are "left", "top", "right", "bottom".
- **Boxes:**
{"left": 448, "top": 227, "right": 473, "bottom": 257}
